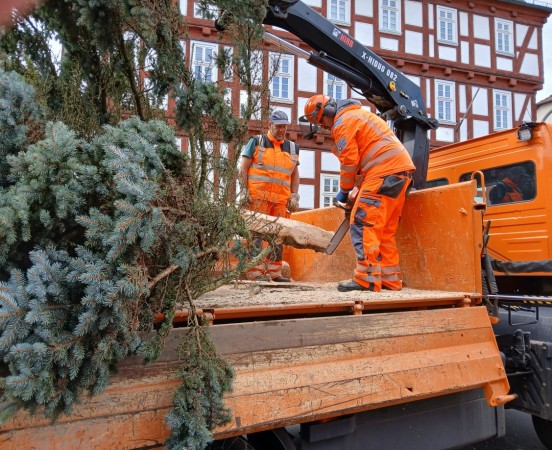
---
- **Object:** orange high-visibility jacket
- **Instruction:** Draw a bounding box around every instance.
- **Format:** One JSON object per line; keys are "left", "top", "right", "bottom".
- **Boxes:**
{"left": 247, "top": 133, "right": 298, "bottom": 204}
{"left": 331, "top": 100, "right": 415, "bottom": 192}
{"left": 501, "top": 178, "right": 524, "bottom": 203}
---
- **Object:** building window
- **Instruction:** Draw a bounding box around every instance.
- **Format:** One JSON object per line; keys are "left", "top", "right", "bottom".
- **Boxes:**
{"left": 435, "top": 80, "right": 455, "bottom": 123}
{"left": 328, "top": 0, "right": 350, "bottom": 25}
{"left": 191, "top": 41, "right": 217, "bottom": 83}
{"left": 379, "top": 0, "right": 401, "bottom": 34}
{"left": 325, "top": 74, "right": 346, "bottom": 100}
{"left": 270, "top": 53, "right": 294, "bottom": 101}
{"left": 321, "top": 175, "right": 340, "bottom": 207}
{"left": 437, "top": 6, "right": 457, "bottom": 44}
{"left": 494, "top": 90, "right": 511, "bottom": 130}
{"left": 193, "top": 2, "right": 217, "bottom": 19}
{"left": 495, "top": 18, "right": 514, "bottom": 55}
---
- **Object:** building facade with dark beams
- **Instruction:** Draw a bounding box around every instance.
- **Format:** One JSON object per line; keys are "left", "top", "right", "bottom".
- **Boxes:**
{"left": 176, "top": 0, "right": 552, "bottom": 210}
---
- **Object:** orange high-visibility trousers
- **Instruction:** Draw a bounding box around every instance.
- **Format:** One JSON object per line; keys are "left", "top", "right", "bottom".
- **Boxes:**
{"left": 349, "top": 173, "right": 412, "bottom": 291}
{"left": 245, "top": 199, "right": 289, "bottom": 280}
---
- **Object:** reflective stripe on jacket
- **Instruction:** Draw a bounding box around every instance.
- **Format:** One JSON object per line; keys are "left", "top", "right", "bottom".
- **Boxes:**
{"left": 247, "top": 133, "right": 298, "bottom": 204}
{"left": 331, "top": 100, "right": 415, "bottom": 192}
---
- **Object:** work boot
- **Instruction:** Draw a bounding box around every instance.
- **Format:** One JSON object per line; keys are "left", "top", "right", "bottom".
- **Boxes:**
{"left": 272, "top": 276, "right": 290, "bottom": 282}
{"left": 337, "top": 279, "right": 372, "bottom": 292}
{"left": 254, "top": 276, "right": 269, "bottom": 282}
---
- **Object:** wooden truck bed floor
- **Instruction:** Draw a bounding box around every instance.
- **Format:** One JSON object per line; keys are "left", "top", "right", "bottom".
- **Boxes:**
{"left": 169, "top": 281, "right": 479, "bottom": 324}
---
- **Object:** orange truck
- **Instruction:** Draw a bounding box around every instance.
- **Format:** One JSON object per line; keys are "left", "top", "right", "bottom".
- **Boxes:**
{"left": 0, "top": 181, "right": 515, "bottom": 449}
{"left": 2, "top": 1, "right": 549, "bottom": 448}
{"left": 427, "top": 121, "right": 552, "bottom": 448}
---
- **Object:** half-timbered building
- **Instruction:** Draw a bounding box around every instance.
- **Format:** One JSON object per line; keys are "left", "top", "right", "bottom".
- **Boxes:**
{"left": 177, "top": 0, "right": 552, "bottom": 209}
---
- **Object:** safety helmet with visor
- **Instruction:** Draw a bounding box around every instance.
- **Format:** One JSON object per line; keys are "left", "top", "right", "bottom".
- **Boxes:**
{"left": 299, "top": 94, "right": 337, "bottom": 139}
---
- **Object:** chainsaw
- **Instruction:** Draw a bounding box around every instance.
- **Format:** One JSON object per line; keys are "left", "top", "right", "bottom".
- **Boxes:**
{"left": 325, "top": 186, "right": 359, "bottom": 255}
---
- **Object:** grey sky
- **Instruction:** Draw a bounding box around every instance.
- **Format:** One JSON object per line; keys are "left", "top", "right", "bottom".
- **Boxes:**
{"left": 537, "top": 18, "right": 552, "bottom": 101}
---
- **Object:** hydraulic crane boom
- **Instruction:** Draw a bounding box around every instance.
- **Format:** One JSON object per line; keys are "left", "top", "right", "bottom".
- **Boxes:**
{"left": 217, "top": 0, "right": 439, "bottom": 189}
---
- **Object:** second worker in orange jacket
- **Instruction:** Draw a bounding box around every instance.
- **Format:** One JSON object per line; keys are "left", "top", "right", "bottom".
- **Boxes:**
{"left": 239, "top": 110, "right": 301, "bottom": 282}
{"left": 302, "top": 95, "right": 414, "bottom": 292}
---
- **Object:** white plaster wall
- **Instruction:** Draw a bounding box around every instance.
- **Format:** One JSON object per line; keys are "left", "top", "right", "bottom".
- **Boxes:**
{"left": 520, "top": 53, "right": 539, "bottom": 76}
{"left": 472, "top": 87, "right": 488, "bottom": 116}
{"left": 304, "top": 0, "right": 322, "bottom": 8}
{"left": 514, "top": 93, "right": 527, "bottom": 122}
{"left": 459, "top": 12, "right": 469, "bottom": 37}
{"left": 496, "top": 57, "right": 513, "bottom": 72}
{"left": 355, "top": 22, "right": 374, "bottom": 47}
{"left": 528, "top": 29, "right": 537, "bottom": 50}
{"left": 516, "top": 24, "right": 528, "bottom": 47}
{"left": 380, "top": 37, "right": 399, "bottom": 52}
{"left": 240, "top": 90, "right": 261, "bottom": 120}
{"left": 405, "top": 1, "right": 423, "bottom": 27}
{"left": 298, "top": 184, "right": 315, "bottom": 209}
{"left": 438, "top": 45, "right": 457, "bottom": 62}
{"left": 298, "top": 59, "right": 317, "bottom": 92}
{"left": 436, "top": 127, "right": 455, "bottom": 142}
{"left": 459, "top": 84, "right": 467, "bottom": 113}
{"left": 472, "top": 15, "right": 490, "bottom": 40}
{"left": 461, "top": 41, "right": 470, "bottom": 65}
{"left": 355, "top": 0, "right": 373, "bottom": 17}
{"left": 406, "top": 74, "right": 421, "bottom": 87}
{"left": 458, "top": 119, "right": 468, "bottom": 141}
{"left": 429, "top": 35, "right": 435, "bottom": 58}
{"left": 179, "top": 0, "right": 186, "bottom": 14}
{"left": 426, "top": 78, "right": 432, "bottom": 111}
{"left": 321, "top": 152, "right": 339, "bottom": 172}
{"left": 473, "top": 120, "right": 490, "bottom": 138}
{"left": 351, "top": 89, "right": 365, "bottom": 99}
{"left": 299, "top": 150, "right": 315, "bottom": 179}
{"left": 297, "top": 97, "right": 308, "bottom": 124}
{"left": 428, "top": 4, "right": 434, "bottom": 29}
{"left": 474, "top": 44, "right": 491, "bottom": 68}
{"left": 405, "top": 30, "right": 424, "bottom": 55}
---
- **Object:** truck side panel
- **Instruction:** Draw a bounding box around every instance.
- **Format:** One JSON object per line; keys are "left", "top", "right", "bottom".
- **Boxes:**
{"left": 287, "top": 180, "right": 482, "bottom": 293}
{"left": 0, "top": 308, "right": 509, "bottom": 448}
{"left": 427, "top": 123, "right": 552, "bottom": 265}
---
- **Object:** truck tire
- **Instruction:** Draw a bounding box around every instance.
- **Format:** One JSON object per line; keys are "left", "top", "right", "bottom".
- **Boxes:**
{"left": 532, "top": 415, "right": 552, "bottom": 449}
{"left": 208, "top": 437, "right": 255, "bottom": 450}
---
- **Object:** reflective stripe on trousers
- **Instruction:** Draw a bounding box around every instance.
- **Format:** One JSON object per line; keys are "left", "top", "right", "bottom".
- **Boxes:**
{"left": 349, "top": 173, "right": 412, "bottom": 291}
{"left": 245, "top": 199, "right": 288, "bottom": 280}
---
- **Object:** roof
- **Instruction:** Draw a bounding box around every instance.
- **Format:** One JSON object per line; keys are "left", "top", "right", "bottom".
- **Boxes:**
{"left": 499, "top": 0, "right": 552, "bottom": 12}
{"left": 537, "top": 95, "right": 552, "bottom": 106}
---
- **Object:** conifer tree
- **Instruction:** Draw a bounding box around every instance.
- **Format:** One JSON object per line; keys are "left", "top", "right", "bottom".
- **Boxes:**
{"left": 0, "top": 0, "right": 272, "bottom": 448}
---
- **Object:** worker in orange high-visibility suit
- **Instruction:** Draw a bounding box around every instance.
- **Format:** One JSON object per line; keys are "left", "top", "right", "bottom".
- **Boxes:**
{"left": 301, "top": 95, "right": 414, "bottom": 292}
{"left": 489, "top": 166, "right": 529, "bottom": 204}
{"left": 239, "top": 110, "right": 300, "bottom": 282}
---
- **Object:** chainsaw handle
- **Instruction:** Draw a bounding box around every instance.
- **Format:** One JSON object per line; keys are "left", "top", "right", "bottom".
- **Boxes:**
{"left": 335, "top": 186, "right": 359, "bottom": 211}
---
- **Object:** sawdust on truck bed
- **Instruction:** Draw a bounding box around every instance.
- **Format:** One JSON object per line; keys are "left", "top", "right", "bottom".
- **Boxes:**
{"left": 193, "top": 280, "right": 470, "bottom": 309}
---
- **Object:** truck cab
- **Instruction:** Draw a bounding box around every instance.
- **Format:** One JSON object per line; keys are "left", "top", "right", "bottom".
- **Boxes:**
{"left": 427, "top": 122, "right": 552, "bottom": 295}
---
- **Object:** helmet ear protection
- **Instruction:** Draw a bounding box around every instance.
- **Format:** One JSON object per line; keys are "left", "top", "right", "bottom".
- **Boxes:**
{"left": 323, "top": 98, "right": 337, "bottom": 118}
{"left": 299, "top": 94, "right": 336, "bottom": 140}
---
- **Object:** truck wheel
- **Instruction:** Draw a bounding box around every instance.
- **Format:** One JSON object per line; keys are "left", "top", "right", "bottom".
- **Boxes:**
{"left": 532, "top": 415, "right": 552, "bottom": 449}
{"left": 207, "top": 437, "right": 254, "bottom": 450}
{"left": 247, "top": 428, "right": 297, "bottom": 450}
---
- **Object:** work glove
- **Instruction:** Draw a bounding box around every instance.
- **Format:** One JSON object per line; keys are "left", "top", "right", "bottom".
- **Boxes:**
{"left": 287, "top": 193, "right": 300, "bottom": 212}
{"left": 335, "top": 190, "right": 349, "bottom": 206}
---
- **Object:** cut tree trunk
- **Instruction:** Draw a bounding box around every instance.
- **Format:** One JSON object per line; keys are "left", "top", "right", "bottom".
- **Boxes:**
{"left": 243, "top": 210, "right": 333, "bottom": 253}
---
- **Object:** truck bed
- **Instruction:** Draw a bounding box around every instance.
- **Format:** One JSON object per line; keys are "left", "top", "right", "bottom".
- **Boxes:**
{"left": 0, "top": 182, "right": 512, "bottom": 449}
